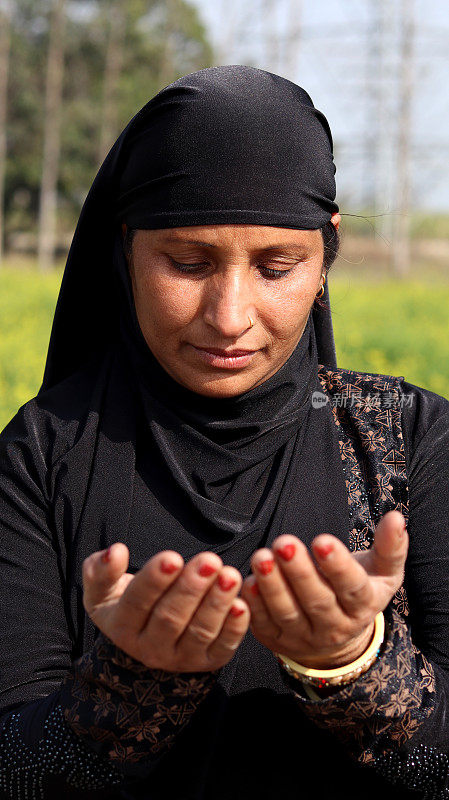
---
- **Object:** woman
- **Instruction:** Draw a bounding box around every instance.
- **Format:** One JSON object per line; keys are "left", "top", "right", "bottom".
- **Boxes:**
{"left": 1, "top": 65, "right": 449, "bottom": 800}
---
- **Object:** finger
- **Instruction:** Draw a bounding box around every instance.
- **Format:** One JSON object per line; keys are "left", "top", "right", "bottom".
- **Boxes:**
{"left": 176, "top": 566, "right": 242, "bottom": 652}
{"left": 240, "top": 574, "right": 281, "bottom": 641}
{"left": 356, "top": 510, "right": 408, "bottom": 579}
{"left": 82, "top": 543, "right": 130, "bottom": 613}
{"left": 309, "top": 534, "right": 375, "bottom": 620}
{"left": 249, "top": 547, "right": 309, "bottom": 633}
{"left": 141, "top": 551, "right": 223, "bottom": 646}
{"left": 113, "top": 549, "right": 185, "bottom": 635}
{"left": 207, "top": 599, "right": 250, "bottom": 667}
{"left": 268, "top": 536, "right": 340, "bottom": 629}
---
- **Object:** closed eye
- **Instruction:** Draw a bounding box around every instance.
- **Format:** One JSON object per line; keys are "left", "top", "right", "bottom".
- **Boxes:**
{"left": 169, "top": 260, "right": 209, "bottom": 274}
{"left": 259, "top": 266, "right": 291, "bottom": 279}
{"left": 168, "top": 259, "right": 292, "bottom": 280}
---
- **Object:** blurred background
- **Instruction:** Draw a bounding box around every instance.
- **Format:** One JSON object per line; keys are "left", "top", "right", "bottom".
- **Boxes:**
{"left": 0, "top": 0, "right": 448, "bottom": 430}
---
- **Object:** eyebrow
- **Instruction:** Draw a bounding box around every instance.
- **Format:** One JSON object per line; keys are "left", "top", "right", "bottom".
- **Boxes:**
{"left": 255, "top": 245, "right": 312, "bottom": 256}
{"left": 158, "top": 235, "right": 312, "bottom": 255}
{"left": 160, "top": 236, "right": 216, "bottom": 248}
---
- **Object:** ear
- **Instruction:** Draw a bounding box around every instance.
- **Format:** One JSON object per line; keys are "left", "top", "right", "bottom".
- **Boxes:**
{"left": 331, "top": 212, "right": 341, "bottom": 232}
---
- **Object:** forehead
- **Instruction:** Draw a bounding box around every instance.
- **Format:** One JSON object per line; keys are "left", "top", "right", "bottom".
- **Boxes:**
{"left": 135, "top": 224, "right": 322, "bottom": 252}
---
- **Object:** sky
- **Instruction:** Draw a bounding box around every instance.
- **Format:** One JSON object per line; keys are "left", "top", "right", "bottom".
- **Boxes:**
{"left": 189, "top": 0, "right": 449, "bottom": 215}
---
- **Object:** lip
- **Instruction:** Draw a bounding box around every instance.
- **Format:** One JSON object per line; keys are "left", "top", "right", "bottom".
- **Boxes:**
{"left": 195, "top": 346, "right": 257, "bottom": 356}
{"left": 190, "top": 344, "right": 259, "bottom": 369}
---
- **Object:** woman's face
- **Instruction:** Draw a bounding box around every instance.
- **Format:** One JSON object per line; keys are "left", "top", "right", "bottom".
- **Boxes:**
{"left": 126, "top": 220, "right": 339, "bottom": 398}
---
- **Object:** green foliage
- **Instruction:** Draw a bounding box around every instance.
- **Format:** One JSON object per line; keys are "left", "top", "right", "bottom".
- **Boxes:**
{"left": 0, "top": 264, "right": 62, "bottom": 430}
{"left": 410, "top": 214, "right": 449, "bottom": 240}
{"left": 338, "top": 210, "right": 449, "bottom": 240}
{"left": 330, "top": 279, "right": 449, "bottom": 399}
{"left": 1, "top": 266, "right": 448, "bottom": 432}
{"left": 4, "top": 0, "right": 213, "bottom": 244}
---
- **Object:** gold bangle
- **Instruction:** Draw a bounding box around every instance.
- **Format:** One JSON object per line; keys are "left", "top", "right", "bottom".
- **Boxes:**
{"left": 275, "top": 611, "right": 385, "bottom": 689}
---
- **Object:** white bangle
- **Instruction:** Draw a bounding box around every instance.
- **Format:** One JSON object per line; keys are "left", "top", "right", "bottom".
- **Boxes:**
{"left": 275, "top": 611, "right": 385, "bottom": 689}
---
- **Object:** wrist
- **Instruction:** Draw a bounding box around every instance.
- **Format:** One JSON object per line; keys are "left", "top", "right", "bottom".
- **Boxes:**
{"left": 295, "top": 620, "right": 376, "bottom": 671}
{"left": 275, "top": 612, "right": 384, "bottom": 690}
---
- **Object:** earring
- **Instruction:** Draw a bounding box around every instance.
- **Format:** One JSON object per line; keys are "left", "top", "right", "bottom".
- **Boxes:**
{"left": 315, "top": 274, "right": 326, "bottom": 299}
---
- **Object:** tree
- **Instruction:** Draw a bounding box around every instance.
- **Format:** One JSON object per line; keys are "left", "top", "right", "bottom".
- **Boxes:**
{"left": 97, "top": 0, "right": 126, "bottom": 166}
{"left": 3, "top": 0, "right": 213, "bottom": 261}
{"left": 37, "top": 0, "right": 66, "bottom": 272}
{"left": 0, "top": 0, "right": 12, "bottom": 266}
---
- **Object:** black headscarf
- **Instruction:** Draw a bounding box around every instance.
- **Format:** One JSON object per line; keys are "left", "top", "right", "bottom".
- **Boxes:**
{"left": 35, "top": 66, "right": 352, "bottom": 793}
{"left": 40, "top": 64, "right": 338, "bottom": 393}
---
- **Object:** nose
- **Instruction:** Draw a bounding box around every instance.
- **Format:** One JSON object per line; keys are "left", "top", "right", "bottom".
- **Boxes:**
{"left": 202, "top": 268, "right": 255, "bottom": 339}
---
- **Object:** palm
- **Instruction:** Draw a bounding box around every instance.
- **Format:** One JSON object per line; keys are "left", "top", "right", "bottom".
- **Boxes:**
{"left": 241, "top": 510, "right": 408, "bottom": 669}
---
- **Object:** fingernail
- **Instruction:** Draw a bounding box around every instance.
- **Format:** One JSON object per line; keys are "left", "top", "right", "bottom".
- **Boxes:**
{"left": 218, "top": 574, "right": 237, "bottom": 591}
{"left": 250, "top": 582, "right": 260, "bottom": 596}
{"left": 314, "top": 542, "right": 333, "bottom": 559}
{"left": 256, "top": 559, "right": 274, "bottom": 575}
{"left": 276, "top": 543, "right": 296, "bottom": 561}
{"left": 199, "top": 563, "right": 217, "bottom": 578}
{"left": 101, "top": 547, "right": 112, "bottom": 564}
{"left": 160, "top": 559, "right": 180, "bottom": 574}
{"left": 229, "top": 605, "right": 245, "bottom": 617}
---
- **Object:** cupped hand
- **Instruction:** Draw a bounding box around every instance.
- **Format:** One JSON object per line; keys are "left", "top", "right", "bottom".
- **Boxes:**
{"left": 83, "top": 544, "right": 250, "bottom": 672}
{"left": 240, "top": 510, "right": 408, "bottom": 669}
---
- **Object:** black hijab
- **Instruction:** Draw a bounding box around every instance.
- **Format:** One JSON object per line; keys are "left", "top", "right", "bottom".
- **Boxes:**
{"left": 40, "top": 64, "right": 338, "bottom": 393}
{"left": 37, "top": 63, "right": 349, "bottom": 709}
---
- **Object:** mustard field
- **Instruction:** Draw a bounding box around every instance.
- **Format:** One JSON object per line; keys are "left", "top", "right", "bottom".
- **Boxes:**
{"left": 1, "top": 264, "right": 448, "bottom": 432}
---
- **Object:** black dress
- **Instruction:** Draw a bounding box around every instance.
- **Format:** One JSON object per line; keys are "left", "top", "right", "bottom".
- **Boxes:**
{"left": 1, "top": 357, "right": 449, "bottom": 800}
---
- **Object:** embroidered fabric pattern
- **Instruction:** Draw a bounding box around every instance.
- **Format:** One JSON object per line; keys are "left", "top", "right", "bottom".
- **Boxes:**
{"left": 294, "top": 368, "right": 447, "bottom": 794}
{"left": 317, "top": 365, "right": 410, "bottom": 618}
{"left": 60, "top": 632, "right": 218, "bottom": 779}
{"left": 0, "top": 703, "right": 122, "bottom": 799}
{"left": 291, "top": 607, "right": 436, "bottom": 758}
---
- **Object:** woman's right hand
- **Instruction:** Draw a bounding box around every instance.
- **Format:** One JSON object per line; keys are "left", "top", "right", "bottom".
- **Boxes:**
{"left": 82, "top": 543, "right": 250, "bottom": 672}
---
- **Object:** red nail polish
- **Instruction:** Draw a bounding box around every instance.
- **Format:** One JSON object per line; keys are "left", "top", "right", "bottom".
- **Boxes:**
{"left": 199, "top": 563, "right": 217, "bottom": 577}
{"left": 250, "top": 582, "right": 260, "bottom": 596}
{"left": 160, "top": 560, "right": 179, "bottom": 574}
{"left": 276, "top": 543, "right": 296, "bottom": 561}
{"left": 315, "top": 542, "right": 333, "bottom": 559}
{"left": 101, "top": 547, "right": 112, "bottom": 564}
{"left": 218, "top": 574, "right": 237, "bottom": 591}
{"left": 257, "top": 559, "right": 274, "bottom": 575}
{"left": 229, "top": 605, "right": 244, "bottom": 617}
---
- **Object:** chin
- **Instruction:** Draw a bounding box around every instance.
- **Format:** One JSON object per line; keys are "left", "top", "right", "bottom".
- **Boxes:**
{"left": 181, "top": 372, "right": 259, "bottom": 398}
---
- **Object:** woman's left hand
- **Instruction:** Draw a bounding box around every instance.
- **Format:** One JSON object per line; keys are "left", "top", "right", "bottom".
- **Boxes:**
{"left": 240, "top": 510, "right": 408, "bottom": 669}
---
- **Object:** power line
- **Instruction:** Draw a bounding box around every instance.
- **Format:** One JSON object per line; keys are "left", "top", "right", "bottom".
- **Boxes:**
{"left": 199, "top": 0, "right": 449, "bottom": 218}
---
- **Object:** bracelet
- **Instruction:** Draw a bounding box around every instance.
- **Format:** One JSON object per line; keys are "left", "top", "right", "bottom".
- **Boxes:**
{"left": 275, "top": 611, "right": 385, "bottom": 689}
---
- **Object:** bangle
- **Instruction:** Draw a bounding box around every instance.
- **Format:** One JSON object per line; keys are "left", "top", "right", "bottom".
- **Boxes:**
{"left": 275, "top": 611, "right": 385, "bottom": 689}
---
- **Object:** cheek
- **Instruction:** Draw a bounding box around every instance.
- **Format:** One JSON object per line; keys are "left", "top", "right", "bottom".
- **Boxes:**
{"left": 135, "top": 271, "right": 199, "bottom": 332}
{"left": 263, "top": 274, "right": 319, "bottom": 339}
